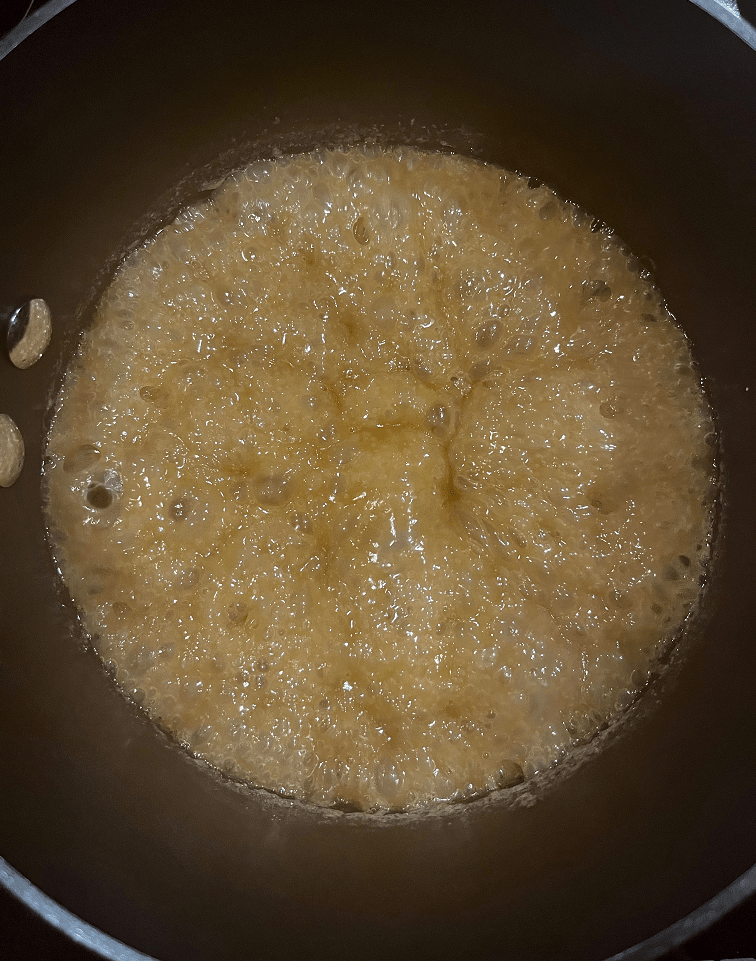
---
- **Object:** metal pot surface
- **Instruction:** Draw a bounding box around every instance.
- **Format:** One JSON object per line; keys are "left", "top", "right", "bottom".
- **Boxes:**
{"left": 1, "top": 1, "right": 756, "bottom": 959}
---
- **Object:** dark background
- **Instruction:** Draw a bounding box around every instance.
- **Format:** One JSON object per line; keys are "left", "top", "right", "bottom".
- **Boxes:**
{"left": 2, "top": 851, "right": 756, "bottom": 960}
{"left": 1, "top": 1, "right": 756, "bottom": 959}
{"left": 1, "top": 0, "right": 38, "bottom": 38}
{"left": 1, "top": 878, "right": 756, "bottom": 961}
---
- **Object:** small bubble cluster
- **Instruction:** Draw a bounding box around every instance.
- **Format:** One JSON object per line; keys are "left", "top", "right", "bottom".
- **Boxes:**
{"left": 44, "top": 147, "right": 716, "bottom": 811}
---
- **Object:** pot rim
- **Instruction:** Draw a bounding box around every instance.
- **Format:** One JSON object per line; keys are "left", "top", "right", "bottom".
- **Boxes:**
{"left": 689, "top": 0, "right": 756, "bottom": 51}
{"left": 2, "top": 2, "right": 755, "bottom": 960}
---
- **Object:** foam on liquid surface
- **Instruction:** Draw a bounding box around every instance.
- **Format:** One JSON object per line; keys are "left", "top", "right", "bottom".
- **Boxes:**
{"left": 45, "top": 147, "right": 715, "bottom": 810}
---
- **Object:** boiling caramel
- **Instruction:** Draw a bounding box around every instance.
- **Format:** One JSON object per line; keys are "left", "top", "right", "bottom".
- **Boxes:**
{"left": 45, "top": 147, "right": 715, "bottom": 810}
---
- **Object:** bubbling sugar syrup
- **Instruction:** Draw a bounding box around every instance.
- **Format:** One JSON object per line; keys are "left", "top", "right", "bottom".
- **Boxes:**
{"left": 44, "top": 146, "right": 717, "bottom": 812}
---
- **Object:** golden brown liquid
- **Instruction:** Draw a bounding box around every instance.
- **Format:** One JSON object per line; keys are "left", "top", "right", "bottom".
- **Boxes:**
{"left": 45, "top": 147, "right": 715, "bottom": 810}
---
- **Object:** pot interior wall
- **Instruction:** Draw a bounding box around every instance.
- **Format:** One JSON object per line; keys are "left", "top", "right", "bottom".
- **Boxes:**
{"left": 1, "top": 1, "right": 756, "bottom": 959}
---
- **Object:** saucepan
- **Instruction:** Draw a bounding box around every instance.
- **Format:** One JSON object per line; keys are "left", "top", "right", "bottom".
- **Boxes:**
{"left": 1, "top": 1, "right": 756, "bottom": 958}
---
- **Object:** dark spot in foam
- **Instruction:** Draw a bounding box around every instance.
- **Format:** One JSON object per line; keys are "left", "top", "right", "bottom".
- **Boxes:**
{"left": 475, "top": 320, "right": 502, "bottom": 349}
{"left": 170, "top": 497, "right": 191, "bottom": 520}
{"left": 87, "top": 484, "right": 114, "bottom": 510}
{"left": 254, "top": 474, "right": 291, "bottom": 505}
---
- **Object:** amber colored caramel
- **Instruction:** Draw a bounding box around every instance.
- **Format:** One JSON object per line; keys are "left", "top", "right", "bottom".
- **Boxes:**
{"left": 45, "top": 148, "right": 715, "bottom": 810}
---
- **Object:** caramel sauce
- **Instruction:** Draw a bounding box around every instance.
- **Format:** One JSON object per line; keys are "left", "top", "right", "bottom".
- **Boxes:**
{"left": 45, "top": 148, "right": 715, "bottom": 810}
